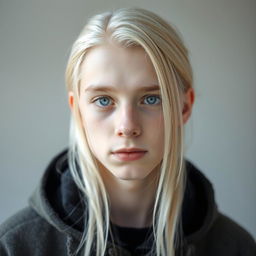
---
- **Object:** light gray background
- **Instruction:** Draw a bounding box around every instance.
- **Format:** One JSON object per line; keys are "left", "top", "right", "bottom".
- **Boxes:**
{"left": 0, "top": 0, "right": 255, "bottom": 238}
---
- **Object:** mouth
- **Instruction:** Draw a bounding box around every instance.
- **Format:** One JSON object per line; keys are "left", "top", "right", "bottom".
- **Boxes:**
{"left": 111, "top": 148, "right": 147, "bottom": 161}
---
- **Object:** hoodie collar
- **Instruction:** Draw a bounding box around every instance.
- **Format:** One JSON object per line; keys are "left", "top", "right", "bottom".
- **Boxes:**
{"left": 29, "top": 149, "right": 218, "bottom": 254}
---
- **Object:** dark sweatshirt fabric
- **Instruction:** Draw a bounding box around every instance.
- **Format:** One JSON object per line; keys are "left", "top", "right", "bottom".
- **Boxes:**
{"left": 0, "top": 149, "right": 255, "bottom": 256}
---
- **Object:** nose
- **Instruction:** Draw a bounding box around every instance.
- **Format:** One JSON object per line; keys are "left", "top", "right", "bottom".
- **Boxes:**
{"left": 115, "top": 105, "right": 141, "bottom": 138}
{"left": 116, "top": 127, "right": 141, "bottom": 137}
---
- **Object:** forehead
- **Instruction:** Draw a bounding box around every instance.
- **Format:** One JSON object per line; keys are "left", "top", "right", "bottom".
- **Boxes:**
{"left": 80, "top": 44, "right": 159, "bottom": 92}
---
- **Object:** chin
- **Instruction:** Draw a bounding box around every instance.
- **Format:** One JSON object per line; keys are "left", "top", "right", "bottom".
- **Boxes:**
{"left": 112, "top": 169, "right": 151, "bottom": 181}
{"left": 98, "top": 161, "right": 155, "bottom": 181}
{"left": 115, "top": 175, "right": 144, "bottom": 181}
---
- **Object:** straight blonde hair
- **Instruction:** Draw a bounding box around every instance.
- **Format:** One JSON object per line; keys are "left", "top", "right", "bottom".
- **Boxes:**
{"left": 65, "top": 7, "right": 193, "bottom": 256}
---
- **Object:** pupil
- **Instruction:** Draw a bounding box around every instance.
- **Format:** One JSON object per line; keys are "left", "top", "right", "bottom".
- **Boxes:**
{"left": 148, "top": 96, "right": 155, "bottom": 104}
{"left": 100, "top": 98, "right": 109, "bottom": 105}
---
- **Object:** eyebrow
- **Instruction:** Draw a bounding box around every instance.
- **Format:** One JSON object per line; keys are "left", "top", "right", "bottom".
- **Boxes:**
{"left": 84, "top": 84, "right": 160, "bottom": 93}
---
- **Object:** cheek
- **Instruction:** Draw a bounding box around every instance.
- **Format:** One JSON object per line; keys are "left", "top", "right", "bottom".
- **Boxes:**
{"left": 147, "top": 111, "right": 164, "bottom": 132}
{"left": 80, "top": 104, "right": 101, "bottom": 131}
{"left": 80, "top": 109, "right": 111, "bottom": 147}
{"left": 148, "top": 113, "right": 164, "bottom": 148}
{"left": 82, "top": 117, "right": 105, "bottom": 157}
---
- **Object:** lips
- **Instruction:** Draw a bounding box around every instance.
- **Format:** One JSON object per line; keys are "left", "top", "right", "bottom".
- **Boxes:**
{"left": 113, "top": 148, "right": 146, "bottom": 153}
{"left": 112, "top": 148, "right": 147, "bottom": 161}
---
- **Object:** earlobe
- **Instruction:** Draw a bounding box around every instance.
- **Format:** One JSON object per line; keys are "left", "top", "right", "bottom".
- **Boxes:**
{"left": 182, "top": 88, "right": 195, "bottom": 124}
{"left": 68, "top": 91, "right": 74, "bottom": 111}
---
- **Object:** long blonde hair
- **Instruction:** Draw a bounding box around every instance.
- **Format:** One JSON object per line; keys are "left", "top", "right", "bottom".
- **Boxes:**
{"left": 65, "top": 7, "right": 193, "bottom": 256}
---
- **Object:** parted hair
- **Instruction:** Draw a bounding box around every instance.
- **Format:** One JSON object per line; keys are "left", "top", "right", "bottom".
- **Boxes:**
{"left": 65, "top": 7, "right": 193, "bottom": 256}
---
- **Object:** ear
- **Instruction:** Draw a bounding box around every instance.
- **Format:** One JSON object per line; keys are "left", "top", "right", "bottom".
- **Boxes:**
{"left": 68, "top": 91, "right": 74, "bottom": 111}
{"left": 182, "top": 87, "right": 195, "bottom": 124}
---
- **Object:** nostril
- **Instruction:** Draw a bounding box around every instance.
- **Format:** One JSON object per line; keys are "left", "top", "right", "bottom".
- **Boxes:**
{"left": 116, "top": 127, "right": 141, "bottom": 137}
{"left": 132, "top": 130, "right": 139, "bottom": 136}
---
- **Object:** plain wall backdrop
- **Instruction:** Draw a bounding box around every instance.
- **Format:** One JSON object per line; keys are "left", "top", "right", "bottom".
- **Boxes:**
{"left": 0, "top": 0, "right": 255, "bottom": 238}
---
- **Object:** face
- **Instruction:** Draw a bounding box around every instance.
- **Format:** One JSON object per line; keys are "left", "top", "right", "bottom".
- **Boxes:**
{"left": 75, "top": 44, "right": 164, "bottom": 181}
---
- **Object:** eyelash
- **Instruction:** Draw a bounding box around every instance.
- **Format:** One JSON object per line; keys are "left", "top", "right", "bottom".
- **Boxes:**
{"left": 92, "top": 95, "right": 161, "bottom": 108}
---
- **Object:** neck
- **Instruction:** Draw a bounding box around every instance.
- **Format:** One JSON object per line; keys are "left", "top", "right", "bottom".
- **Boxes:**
{"left": 102, "top": 170, "right": 159, "bottom": 228}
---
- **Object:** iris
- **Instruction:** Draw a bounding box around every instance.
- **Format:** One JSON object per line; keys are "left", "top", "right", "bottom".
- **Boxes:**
{"left": 144, "top": 95, "right": 161, "bottom": 105}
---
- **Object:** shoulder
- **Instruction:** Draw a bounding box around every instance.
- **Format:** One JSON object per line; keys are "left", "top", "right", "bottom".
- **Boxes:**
{"left": 203, "top": 212, "right": 256, "bottom": 255}
{"left": 0, "top": 207, "right": 41, "bottom": 238}
{"left": 0, "top": 207, "right": 66, "bottom": 255}
{"left": 214, "top": 213, "right": 255, "bottom": 244}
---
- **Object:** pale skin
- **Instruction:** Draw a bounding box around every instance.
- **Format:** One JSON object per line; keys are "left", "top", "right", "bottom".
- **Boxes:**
{"left": 69, "top": 43, "right": 194, "bottom": 228}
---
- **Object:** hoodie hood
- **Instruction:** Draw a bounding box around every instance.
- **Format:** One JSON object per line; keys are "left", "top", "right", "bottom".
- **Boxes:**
{"left": 29, "top": 149, "right": 218, "bottom": 252}
{"left": 29, "top": 150, "right": 83, "bottom": 242}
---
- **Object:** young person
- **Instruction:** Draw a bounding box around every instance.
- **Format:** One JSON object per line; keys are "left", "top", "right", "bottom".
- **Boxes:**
{"left": 0, "top": 7, "right": 255, "bottom": 256}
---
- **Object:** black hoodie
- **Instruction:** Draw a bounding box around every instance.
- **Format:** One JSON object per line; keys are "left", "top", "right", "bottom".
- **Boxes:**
{"left": 0, "top": 149, "right": 255, "bottom": 256}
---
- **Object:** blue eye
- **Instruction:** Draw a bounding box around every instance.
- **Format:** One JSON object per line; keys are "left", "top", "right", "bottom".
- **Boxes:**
{"left": 144, "top": 95, "right": 161, "bottom": 105}
{"left": 95, "top": 96, "right": 112, "bottom": 107}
